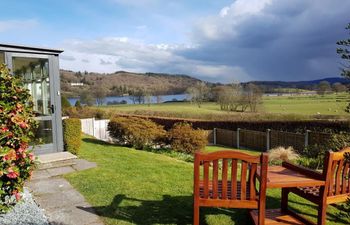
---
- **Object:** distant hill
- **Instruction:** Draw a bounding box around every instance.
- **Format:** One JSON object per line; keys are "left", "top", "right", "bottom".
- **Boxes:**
{"left": 60, "top": 70, "right": 203, "bottom": 97}
{"left": 60, "top": 69, "right": 350, "bottom": 97}
{"left": 246, "top": 77, "right": 350, "bottom": 91}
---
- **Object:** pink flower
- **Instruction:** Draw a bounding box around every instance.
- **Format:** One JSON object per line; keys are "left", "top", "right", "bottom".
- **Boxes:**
{"left": 19, "top": 122, "right": 28, "bottom": 129}
{"left": 6, "top": 168, "right": 19, "bottom": 179}
{"left": 12, "top": 190, "right": 21, "bottom": 201}
{"left": 29, "top": 153, "right": 35, "bottom": 161}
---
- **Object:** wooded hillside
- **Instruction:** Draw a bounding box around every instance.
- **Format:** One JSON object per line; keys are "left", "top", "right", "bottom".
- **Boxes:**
{"left": 60, "top": 70, "right": 202, "bottom": 97}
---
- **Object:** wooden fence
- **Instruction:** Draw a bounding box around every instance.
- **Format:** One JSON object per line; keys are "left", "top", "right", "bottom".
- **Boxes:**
{"left": 213, "top": 128, "right": 332, "bottom": 152}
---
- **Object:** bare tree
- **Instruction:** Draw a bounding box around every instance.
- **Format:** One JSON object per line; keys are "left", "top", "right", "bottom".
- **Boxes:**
{"left": 216, "top": 83, "right": 262, "bottom": 112}
{"left": 245, "top": 83, "right": 263, "bottom": 112}
{"left": 332, "top": 82, "right": 347, "bottom": 94}
{"left": 186, "top": 82, "right": 210, "bottom": 108}
{"left": 93, "top": 85, "right": 107, "bottom": 106}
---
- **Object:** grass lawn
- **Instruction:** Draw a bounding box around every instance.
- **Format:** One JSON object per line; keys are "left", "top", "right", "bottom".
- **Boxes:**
{"left": 65, "top": 137, "right": 349, "bottom": 225}
{"left": 96, "top": 93, "right": 350, "bottom": 120}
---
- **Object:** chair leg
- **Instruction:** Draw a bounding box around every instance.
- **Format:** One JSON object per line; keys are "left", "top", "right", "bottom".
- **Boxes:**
{"left": 281, "top": 188, "right": 289, "bottom": 212}
{"left": 193, "top": 202, "right": 199, "bottom": 225}
{"left": 317, "top": 204, "right": 327, "bottom": 225}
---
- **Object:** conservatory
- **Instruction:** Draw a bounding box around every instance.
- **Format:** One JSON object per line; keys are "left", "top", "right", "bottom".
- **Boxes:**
{"left": 0, "top": 44, "right": 64, "bottom": 154}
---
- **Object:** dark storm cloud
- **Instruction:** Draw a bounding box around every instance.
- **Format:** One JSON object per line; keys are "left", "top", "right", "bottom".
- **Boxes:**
{"left": 177, "top": 0, "right": 350, "bottom": 81}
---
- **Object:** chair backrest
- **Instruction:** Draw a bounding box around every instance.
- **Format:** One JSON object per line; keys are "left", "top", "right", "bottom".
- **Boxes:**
{"left": 194, "top": 150, "right": 268, "bottom": 208}
{"left": 323, "top": 147, "right": 350, "bottom": 198}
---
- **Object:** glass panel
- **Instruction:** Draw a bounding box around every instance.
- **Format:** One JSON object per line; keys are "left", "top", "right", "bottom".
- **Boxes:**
{"left": 33, "top": 120, "right": 53, "bottom": 145}
{"left": 12, "top": 57, "right": 50, "bottom": 116}
{"left": 0, "top": 52, "right": 4, "bottom": 64}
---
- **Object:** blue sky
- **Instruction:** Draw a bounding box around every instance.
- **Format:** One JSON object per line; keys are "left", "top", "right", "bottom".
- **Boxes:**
{"left": 0, "top": 0, "right": 349, "bottom": 82}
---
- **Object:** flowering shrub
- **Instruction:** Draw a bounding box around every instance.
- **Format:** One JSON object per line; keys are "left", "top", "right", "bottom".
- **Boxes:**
{"left": 0, "top": 64, "right": 37, "bottom": 212}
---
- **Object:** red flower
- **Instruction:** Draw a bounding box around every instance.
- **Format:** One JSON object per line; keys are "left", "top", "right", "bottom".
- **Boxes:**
{"left": 0, "top": 127, "right": 9, "bottom": 133}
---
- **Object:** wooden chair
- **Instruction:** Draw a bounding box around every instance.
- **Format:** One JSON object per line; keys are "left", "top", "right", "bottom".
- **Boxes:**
{"left": 282, "top": 147, "right": 350, "bottom": 225}
{"left": 193, "top": 150, "right": 269, "bottom": 225}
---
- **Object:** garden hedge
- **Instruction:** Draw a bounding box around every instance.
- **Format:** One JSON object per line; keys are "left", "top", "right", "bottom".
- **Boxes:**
{"left": 63, "top": 118, "right": 82, "bottom": 155}
{"left": 113, "top": 114, "right": 350, "bottom": 133}
{"left": 108, "top": 116, "right": 166, "bottom": 149}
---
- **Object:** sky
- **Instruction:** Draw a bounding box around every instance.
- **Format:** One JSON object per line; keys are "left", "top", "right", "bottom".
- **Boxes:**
{"left": 0, "top": 0, "right": 349, "bottom": 83}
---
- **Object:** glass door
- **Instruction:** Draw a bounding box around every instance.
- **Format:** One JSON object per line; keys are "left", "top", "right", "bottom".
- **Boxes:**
{"left": 9, "top": 53, "right": 57, "bottom": 154}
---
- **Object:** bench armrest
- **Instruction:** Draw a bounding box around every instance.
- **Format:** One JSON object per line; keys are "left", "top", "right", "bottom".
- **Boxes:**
{"left": 282, "top": 161, "right": 324, "bottom": 181}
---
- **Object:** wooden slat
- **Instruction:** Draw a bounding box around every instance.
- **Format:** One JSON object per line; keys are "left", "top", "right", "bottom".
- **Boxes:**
{"left": 199, "top": 198, "right": 258, "bottom": 208}
{"left": 328, "top": 161, "right": 338, "bottom": 196}
{"left": 212, "top": 160, "right": 218, "bottom": 199}
{"left": 256, "top": 166, "right": 326, "bottom": 188}
{"left": 342, "top": 163, "right": 349, "bottom": 194}
{"left": 249, "top": 209, "right": 306, "bottom": 225}
{"left": 348, "top": 164, "right": 350, "bottom": 193}
{"left": 203, "top": 161, "right": 209, "bottom": 198}
{"left": 222, "top": 159, "right": 228, "bottom": 199}
{"left": 231, "top": 159, "right": 237, "bottom": 200}
{"left": 335, "top": 160, "right": 344, "bottom": 195}
{"left": 249, "top": 163, "right": 257, "bottom": 200}
{"left": 196, "top": 150, "right": 260, "bottom": 163}
{"left": 241, "top": 161, "right": 247, "bottom": 200}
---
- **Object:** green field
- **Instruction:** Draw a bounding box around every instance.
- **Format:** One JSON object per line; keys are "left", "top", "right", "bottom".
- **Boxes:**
{"left": 96, "top": 93, "right": 350, "bottom": 120}
{"left": 64, "top": 137, "right": 349, "bottom": 225}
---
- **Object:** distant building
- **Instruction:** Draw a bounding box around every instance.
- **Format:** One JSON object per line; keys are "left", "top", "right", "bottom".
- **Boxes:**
{"left": 70, "top": 82, "right": 84, "bottom": 86}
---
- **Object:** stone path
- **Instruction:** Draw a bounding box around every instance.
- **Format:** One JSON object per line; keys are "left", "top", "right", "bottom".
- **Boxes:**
{"left": 26, "top": 159, "right": 104, "bottom": 225}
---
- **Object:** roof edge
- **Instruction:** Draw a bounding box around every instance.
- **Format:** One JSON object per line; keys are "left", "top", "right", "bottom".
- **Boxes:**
{"left": 0, "top": 43, "right": 64, "bottom": 53}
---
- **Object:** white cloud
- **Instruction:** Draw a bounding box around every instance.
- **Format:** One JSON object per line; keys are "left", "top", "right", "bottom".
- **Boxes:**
{"left": 59, "top": 36, "right": 250, "bottom": 82}
{"left": 0, "top": 19, "right": 39, "bottom": 32}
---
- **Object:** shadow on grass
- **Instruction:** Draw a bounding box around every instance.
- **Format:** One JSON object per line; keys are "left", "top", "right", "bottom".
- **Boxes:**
{"left": 82, "top": 137, "right": 115, "bottom": 147}
{"left": 77, "top": 194, "right": 281, "bottom": 225}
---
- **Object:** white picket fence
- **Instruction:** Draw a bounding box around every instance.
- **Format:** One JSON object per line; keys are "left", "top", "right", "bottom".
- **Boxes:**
{"left": 80, "top": 118, "right": 111, "bottom": 141}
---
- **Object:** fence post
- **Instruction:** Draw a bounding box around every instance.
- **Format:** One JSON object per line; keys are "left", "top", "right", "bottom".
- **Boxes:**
{"left": 266, "top": 129, "right": 271, "bottom": 151}
{"left": 213, "top": 128, "right": 217, "bottom": 145}
{"left": 305, "top": 130, "right": 310, "bottom": 148}
{"left": 237, "top": 128, "right": 240, "bottom": 149}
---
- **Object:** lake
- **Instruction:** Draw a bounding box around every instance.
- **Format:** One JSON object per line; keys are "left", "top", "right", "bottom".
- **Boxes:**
{"left": 68, "top": 94, "right": 188, "bottom": 106}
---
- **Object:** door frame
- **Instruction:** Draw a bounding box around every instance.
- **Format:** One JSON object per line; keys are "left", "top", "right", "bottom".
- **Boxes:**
{"left": 4, "top": 52, "right": 64, "bottom": 154}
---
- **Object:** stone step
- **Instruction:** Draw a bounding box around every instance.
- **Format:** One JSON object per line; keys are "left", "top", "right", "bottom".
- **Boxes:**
{"left": 37, "top": 152, "right": 77, "bottom": 170}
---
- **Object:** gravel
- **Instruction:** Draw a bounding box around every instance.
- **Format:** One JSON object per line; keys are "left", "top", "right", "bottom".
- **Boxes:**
{"left": 0, "top": 188, "right": 50, "bottom": 225}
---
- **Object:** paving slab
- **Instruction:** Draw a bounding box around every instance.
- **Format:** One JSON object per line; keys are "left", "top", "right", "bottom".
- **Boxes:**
{"left": 27, "top": 177, "right": 72, "bottom": 195}
{"left": 38, "top": 152, "right": 77, "bottom": 164}
{"left": 46, "top": 166, "right": 76, "bottom": 176}
{"left": 31, "top": 169, "right": 51, "bottom": 181}
{"left": 72, "top": 158, "right": 97, "bottom": 171}
{"left": 26, "top": 157, "right": 103, "bottom": 225}
{"left": 48, "top": 205, "right": 103, "bottom": 225}
{"left": 34, "top": 189, "right": 86, "bottom": 210}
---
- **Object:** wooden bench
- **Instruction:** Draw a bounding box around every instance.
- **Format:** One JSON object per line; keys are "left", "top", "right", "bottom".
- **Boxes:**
{"left": 282, "top": 147, "right": 350, "bottom": 225}
{"left": 193, "top": 150, "right": 269, "bottom": 225}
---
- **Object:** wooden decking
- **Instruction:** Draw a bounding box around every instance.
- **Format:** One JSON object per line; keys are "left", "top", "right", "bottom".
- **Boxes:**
{"left": 250, "top": 209, "right": 305, "bottom": 225}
